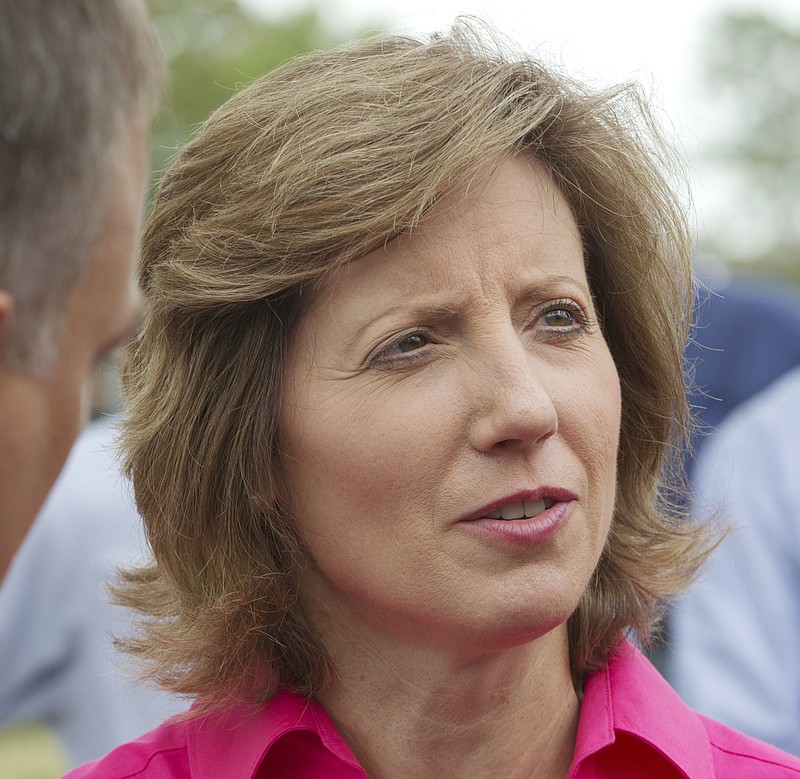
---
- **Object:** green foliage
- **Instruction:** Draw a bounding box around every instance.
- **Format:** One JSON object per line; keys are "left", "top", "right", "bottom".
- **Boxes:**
{"left": 703, "top": 12, "right": 800, "bottom": 174}
{"left": 145, "top": 0, "right": 364, "bottom": 184}
{"left": 695, "top": 10, "right": 800, "bottom": 285}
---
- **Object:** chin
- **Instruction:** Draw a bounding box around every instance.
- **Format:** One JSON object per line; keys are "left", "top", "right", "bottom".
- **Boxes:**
{"left": 442, "top": 602, "right": 576, "bottom": 657}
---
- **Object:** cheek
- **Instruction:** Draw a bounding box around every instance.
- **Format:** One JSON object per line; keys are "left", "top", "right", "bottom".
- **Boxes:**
{"left": 592, "top": 363, "right": 622, "bottom": 540}
{"left": 564, "top": 350, "right": 621, "bottom": 510}
{"left": 281, "top": 385, "right": 443, "bottom": 523}
{"left": 594, "top": 374, "right": 622, "bottom": 481}
{"left": 564, "top": 344, "right": 621, "bottom": 434}
{"left": 285, "top": 351, "right": 454, "bottom": 468}
{"left": 593, "top": 367, "right": 621, "bottom": 477}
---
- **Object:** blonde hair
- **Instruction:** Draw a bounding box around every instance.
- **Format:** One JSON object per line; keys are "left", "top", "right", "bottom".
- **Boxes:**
{"left": 118, "top": 22, "right": 711, "bottom": 706}
{"left": 0, "top": 0, "right": 163, "bottom": 374}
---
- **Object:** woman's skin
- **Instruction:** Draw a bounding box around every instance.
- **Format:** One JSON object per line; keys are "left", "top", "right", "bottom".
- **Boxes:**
{"left": 279, "top": 155, "right": 622, "bottom": 778}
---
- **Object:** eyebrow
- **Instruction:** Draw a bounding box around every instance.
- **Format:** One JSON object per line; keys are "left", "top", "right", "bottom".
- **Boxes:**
{"left": 360, "top": 301, "right": 461, "bottom": 331}
{"left": 360, "top": 274, "right": 590, "bottom": 329}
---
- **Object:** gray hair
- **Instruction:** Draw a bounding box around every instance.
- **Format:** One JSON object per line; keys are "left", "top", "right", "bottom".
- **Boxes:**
{"left": 0, "top": 0, "right": 163, "bottom": 374}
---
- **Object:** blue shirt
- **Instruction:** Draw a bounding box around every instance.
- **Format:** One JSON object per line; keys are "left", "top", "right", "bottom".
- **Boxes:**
{"left": 670, "top": 366, "right": 800, "bottom": 755}
{"left": 0, "top": 418, "right": 183, "bottom": 767}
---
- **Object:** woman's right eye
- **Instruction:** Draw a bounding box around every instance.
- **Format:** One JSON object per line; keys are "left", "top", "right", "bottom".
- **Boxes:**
{"left": 370, "top": 329, "right": 434, "bottom": 367}
{"left": 395, "top": 332, "right": 430, "bottom": 353}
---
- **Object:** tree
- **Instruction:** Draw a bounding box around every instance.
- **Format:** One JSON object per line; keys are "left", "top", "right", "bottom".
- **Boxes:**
{"left": 145, "top": 0, "right": 368, "bottom": 181}
{"left": 693, "top": 10, "right": 800, "bottom": 282}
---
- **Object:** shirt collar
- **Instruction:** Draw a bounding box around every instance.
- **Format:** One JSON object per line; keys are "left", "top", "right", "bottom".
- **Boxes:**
{"left": 571, "top": 640, "right": 715, "bottom": 778}
{"left": 187, "top": 641, "right": 714, "bottom": 779}
{"left": 187, "top": 690, "right": 365, "bottom": 779}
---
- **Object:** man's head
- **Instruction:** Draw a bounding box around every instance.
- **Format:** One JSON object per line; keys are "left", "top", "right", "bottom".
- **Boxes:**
{"left": 0, "top": 0, "right": 164, "bottom": 576}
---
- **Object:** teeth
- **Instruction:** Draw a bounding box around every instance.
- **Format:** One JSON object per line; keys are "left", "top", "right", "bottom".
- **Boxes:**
{"left": 484, "top": 498, "right": 552, "bottom": 520}
{"left": 500, "top": 501, "right": 525, "bottom": 520}
{"left": 524, "top": 499, "right": 546, "bottom": 517}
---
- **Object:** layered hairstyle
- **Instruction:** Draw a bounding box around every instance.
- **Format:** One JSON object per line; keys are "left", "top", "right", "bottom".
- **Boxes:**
{"left": 0, "top": 0, "right": 163, "bottom": 374}
{"left": 119, "top": 22, "right": 711, "bottom": 707}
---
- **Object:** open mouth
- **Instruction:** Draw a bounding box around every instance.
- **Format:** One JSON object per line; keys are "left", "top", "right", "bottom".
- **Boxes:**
{"left": 483, "top": 497, "right": 556, "bottom": 520}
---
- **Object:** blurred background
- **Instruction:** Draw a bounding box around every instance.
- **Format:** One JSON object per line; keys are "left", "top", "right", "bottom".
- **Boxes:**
{"left": 145, "top": 0, "right": 800, "bottom": 284}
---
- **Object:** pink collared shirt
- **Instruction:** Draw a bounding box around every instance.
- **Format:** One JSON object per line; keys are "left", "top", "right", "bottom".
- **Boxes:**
{"left": 65, "top": 641, "right": 800, "bottom": 778}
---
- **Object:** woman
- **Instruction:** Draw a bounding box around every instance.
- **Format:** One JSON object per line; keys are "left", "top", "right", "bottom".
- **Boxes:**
{"left": 67, "top": 23, "right": 800, "bottom": 778}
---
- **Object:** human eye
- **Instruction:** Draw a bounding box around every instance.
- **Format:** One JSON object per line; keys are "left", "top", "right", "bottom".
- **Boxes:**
{"left": 368, "top": 328, "right": 435, "bottom": 368}
{"left": 531, "top": 299, "right": 590, "bottom": 339}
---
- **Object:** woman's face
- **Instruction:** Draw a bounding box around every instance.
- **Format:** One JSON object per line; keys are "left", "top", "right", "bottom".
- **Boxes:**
{"left": 279, "top": 156, "right": 621, "bottom": 655}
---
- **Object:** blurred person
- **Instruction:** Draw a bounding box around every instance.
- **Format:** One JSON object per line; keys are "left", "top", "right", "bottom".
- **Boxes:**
{"left": 650, "top": 275, "right": 800, "bottom": 672}
{"left": 0, "top": 2, "right": 163, "bottom": 774}
{"left": 686, "top": 275, "right": 800, "bottom": 449}
{"left": 0, "top": 416, "right": 183, "bottom": 772}
{"left": 68, "top": 24, "right": 800, "bottom": 778}
{"left": 0, "top": 0, "right": 163, "bottom": 580}
{"left": 647, "top": 275, "right": 800, "bottom": 674}
{"left": 670, "top": 365, "right": 800, "bottom": 756}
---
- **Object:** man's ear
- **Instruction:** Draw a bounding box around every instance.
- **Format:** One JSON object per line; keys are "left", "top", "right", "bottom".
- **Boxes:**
{"left": 0, "top": 290, "right": 13, "bottom": 328}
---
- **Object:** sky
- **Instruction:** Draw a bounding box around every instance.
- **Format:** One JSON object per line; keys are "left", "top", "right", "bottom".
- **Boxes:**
{"left": 245, "top": 0, "right": 797, "bottom": 105}
{"left": 244, "top": 0, "right": 800, "bottom": 255}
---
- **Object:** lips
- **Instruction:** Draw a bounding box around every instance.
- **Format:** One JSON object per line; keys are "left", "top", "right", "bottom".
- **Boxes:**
{"left": 458, "top": 488, "right": 576, "bottom": 545}
{"left": 460, "top": 488, "right": 577, "bottom": 523}
{"left": 484, "top": 497, "right": 555, "bottom": 520}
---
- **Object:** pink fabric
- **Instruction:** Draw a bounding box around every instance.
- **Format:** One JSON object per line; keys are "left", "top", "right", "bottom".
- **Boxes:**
{"left": 65, "top": 642, "right": 800, "bottom": 778}
{"left": 568, "top": 641, "right": 800, "bottom": 777}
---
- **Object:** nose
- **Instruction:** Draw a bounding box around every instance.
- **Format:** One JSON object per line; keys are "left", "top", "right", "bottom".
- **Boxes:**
{"left": 466, "top": 332, "right": 558, "bottom": 454}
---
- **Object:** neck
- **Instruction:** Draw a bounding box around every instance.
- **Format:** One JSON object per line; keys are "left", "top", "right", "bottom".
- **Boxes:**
{"left": 0, "top": 371, "right": 68, "bottom": 580}
{"left": 315, "top": 624, "right": 579, "bottom": 779}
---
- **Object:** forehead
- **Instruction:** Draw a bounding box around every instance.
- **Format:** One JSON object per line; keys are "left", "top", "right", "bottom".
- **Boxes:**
{"left": 311, "top": 156, "right": 586, "bottom": 312}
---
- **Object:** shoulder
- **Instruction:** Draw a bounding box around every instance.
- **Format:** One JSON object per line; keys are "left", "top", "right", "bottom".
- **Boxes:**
{"left": 712, "top": 366, "right": 800, "bottom": 445}
{"left": 63, "top": 718, "right": 190, "bottom": 779}
{"left": 589, "top": 643, "right": 800, "bottom": 778}
{"left": 694, "top": 366, "right": 800, "bottom": 511}
{"left": 701, "top": 715, "right": 800, "bottom": 777}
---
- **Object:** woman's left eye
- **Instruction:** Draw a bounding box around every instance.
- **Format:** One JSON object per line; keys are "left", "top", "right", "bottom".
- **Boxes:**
{"left": 534, "top": 299, "right": 589, "bottom": 336}
{"left": 542, "top": 308, "right": 577, "bottom": 328}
